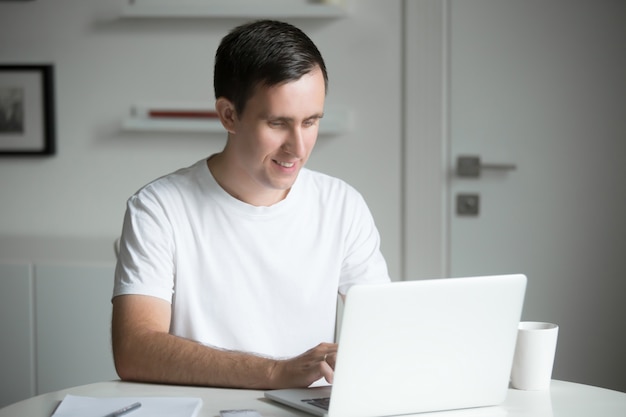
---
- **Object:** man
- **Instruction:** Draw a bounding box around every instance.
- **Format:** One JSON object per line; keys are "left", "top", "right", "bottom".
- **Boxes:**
{"left": 111, "top": 20, "right": 389, "bottom": 390}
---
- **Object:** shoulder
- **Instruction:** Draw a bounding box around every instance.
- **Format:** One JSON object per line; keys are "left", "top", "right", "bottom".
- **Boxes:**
{"left": 131, "top": 159, "right": 207, "bottom": 200}
{"left": 298, "top": 168, "right": 363, "bottom": 200}
{"left": 296, "top": 168, "right": 371, "bottom": 219}
{"left": 125, "top": 159, "right": 210, "bottom": 218}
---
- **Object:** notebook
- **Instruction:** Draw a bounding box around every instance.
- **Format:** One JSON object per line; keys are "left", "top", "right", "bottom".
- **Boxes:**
{"left": 265, "top": 274, "right": 527, "bottom": 417}
{"left": 51, "top": 395, "right": 203, "bottom": 417}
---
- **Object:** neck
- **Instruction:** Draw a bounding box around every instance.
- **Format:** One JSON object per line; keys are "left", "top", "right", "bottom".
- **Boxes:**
{"left": 206, "top": 153, "right": 289, "bottom": 207}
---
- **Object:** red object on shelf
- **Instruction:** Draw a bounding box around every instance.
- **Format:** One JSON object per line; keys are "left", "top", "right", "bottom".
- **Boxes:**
{"left": 148, "top": 110, "right": 219, "bottom": 119}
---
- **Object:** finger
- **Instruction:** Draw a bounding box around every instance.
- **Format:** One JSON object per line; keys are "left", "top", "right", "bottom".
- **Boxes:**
{"left": 320, "top": 359, "right": 334, "bottom": 384}
{"left": 324, "top": 351, "right": 337, "bottom": 369}
{"left": 310, "top": 343, "right": 337, "bottom": 361}
{"left": 320, "top": 343, "right": 337, "bottom": 362}
{"left": 317, "top": 342, "right": 336, "bottom": 351}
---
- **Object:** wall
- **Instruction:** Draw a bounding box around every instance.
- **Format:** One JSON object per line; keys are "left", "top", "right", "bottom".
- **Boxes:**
{"left": 0, "top": 0, "right": 404, "bottom": 407}
{"left": 0, "top": 263, "right": 118, "bottom": 408}
{"left": 0, "top": 0, "right": 403, "bottom": 275}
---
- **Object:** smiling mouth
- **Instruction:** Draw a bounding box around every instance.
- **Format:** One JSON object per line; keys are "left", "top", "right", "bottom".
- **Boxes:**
{"left": 274, "top": 160, "right": 295, "bottom": 168}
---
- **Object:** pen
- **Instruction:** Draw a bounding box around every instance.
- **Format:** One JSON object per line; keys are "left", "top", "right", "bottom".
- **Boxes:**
{"left": 103, "top": 401, "right": 142, "bottom": 417}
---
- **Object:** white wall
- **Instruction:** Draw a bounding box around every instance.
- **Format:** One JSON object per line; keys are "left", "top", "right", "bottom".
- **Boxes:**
{"left": 0, "top": 0, "right": 403, "bottom": 277}
{"left": 0, "top": 0, "right": 404, "bottom": 407}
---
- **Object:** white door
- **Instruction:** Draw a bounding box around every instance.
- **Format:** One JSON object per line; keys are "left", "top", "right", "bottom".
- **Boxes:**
{"left": 405, "top": 0, "right": 626, "bottom": 392}
{"left": 449, "top": 0, "right": 626, "bottom": 391}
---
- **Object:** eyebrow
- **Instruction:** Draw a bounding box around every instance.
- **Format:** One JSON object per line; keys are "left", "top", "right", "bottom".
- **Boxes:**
{"left": 263, "top": 113, "right": 325, "bottom": 122}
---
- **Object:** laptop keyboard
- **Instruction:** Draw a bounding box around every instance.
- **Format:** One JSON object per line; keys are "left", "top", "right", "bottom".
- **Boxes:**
{"left": 302, "top": 397, "right": 331, "bottom": 410}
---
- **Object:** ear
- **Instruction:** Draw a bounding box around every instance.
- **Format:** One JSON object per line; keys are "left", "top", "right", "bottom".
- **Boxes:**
{"left": 215, "top": 97, "right": 237, "bottom": 134}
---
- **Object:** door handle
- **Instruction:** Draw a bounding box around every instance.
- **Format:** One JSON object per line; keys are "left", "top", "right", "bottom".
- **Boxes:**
{"left": 456, "top": 155, "right": 517, "bottom": 178}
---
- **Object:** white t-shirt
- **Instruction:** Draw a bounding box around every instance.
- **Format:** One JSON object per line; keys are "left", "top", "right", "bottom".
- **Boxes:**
{"left": 113, "top": 158, "right": 389, "bottom": 358}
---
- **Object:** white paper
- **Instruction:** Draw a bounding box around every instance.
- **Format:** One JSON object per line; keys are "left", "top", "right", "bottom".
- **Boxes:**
{"left": 51, "top": 395, "right": 203, "bottom": 417}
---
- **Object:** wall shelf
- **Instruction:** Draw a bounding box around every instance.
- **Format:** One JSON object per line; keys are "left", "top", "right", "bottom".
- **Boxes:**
{"left": 122, "top": 103, "right": 351, "bottom": 136}
{"left": 120, "top": 1, "right": 348, "bottom": 19}
{"left": 123, "top": 117, "right": 225, "bottom": 133}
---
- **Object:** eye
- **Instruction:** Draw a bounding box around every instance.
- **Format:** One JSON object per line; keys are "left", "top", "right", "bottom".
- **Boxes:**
{"left": 268, "top": 120, "right": 286, "bottom": 128}
{"left": 303, "top": 118, "right": 319, "bottom": 127}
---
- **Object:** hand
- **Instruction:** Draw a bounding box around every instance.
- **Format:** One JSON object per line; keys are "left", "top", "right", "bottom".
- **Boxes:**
{"left": 269, "top": 342, "right": 338, "bottom": 388}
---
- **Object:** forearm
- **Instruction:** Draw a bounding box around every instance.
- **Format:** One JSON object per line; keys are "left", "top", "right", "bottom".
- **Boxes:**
{"left": 111, "top": 295, "right": 336, "bottom": 389}
{"left": 113, "top": 328, "right": 278, "bottom": 389}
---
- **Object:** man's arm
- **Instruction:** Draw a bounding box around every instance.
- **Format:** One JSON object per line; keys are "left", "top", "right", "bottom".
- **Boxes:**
{"left": 111, "top": 294, "right": 337, "bottom": 389}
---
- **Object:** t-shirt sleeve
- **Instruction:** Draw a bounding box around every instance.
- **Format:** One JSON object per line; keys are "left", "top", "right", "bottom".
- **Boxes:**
{"left": 112, "top": 189, "right": 175, "bottom": 303}
{"left": 338, "top": 191, "right": 390, "bottom": 295}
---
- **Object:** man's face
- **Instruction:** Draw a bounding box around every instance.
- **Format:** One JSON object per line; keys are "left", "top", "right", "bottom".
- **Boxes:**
{"left": 228, "top": 67, "right": 326, "bottom": 205}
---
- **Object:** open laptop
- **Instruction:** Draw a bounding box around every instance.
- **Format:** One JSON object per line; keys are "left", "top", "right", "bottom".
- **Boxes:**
{"left": 265, "top": 274, "right": 526, "bottom": 417}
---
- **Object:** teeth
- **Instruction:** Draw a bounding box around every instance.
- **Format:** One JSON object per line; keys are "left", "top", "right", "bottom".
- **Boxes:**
{"left": 276, "top": 161, "right": 294, "bottom": 168}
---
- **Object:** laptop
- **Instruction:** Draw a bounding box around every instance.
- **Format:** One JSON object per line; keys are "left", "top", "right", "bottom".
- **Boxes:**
{"left": 265, "top": 274, "right": 526, "bottom": 417}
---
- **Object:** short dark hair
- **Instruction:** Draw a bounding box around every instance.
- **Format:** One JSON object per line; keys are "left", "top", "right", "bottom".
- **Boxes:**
{"left": 214, "top": 20, "right": 328, "bottom": 115}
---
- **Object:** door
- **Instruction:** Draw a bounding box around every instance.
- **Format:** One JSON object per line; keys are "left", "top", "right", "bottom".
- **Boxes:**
{"left": 447, "top": 0, "right": 626, "bottom": 391}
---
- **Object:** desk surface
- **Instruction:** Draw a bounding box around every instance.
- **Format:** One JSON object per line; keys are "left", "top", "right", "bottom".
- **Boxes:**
{"left": 1, "top": 380, "right": 625, "bottom": 417}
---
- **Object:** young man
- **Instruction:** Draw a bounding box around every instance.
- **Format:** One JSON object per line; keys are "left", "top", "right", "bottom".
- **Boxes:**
{"left": 111, "top": 20, "right": 389, "bottom": 389}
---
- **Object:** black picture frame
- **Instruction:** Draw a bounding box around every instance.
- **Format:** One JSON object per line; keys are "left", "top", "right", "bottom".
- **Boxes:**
{"left": 0, "top": 64, "right": 55, "bottom": 156}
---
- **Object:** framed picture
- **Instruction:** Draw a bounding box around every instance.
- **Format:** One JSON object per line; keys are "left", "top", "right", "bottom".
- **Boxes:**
{"left": 0, "top": 64, "right": 55, "bottom": 156}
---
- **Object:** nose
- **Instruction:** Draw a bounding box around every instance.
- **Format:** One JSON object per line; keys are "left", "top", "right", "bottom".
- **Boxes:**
{"left": 282, "top": 126, "right": 307, "bottom": 157}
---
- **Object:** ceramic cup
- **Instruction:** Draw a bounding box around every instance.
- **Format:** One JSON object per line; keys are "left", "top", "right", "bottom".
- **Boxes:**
{"left": 510, "top": 321, "right": 559, "bottom": 390}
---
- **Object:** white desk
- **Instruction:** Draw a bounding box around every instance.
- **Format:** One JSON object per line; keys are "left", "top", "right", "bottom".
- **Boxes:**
{"left": 1, "top": 380, "right": 624, "bottom": 416}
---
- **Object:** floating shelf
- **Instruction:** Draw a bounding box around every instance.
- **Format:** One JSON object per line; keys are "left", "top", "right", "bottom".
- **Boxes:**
{"left": 122, "top": 103, "right": 352, "bottom": 136}
{"left": 120, "top": 1, "right": 348, "bottom": 19}
{"left": 123, "top": 117, "right": 224, "bottom": 133}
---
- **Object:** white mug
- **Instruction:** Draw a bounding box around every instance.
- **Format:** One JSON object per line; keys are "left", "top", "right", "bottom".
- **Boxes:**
{"left": 510, "top": 321, "right": 559, "bottom": 390}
